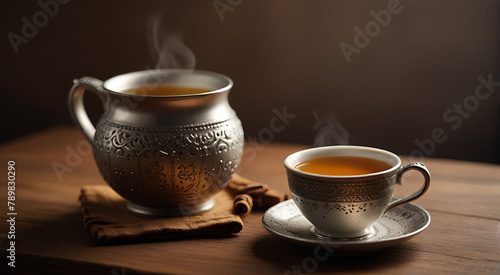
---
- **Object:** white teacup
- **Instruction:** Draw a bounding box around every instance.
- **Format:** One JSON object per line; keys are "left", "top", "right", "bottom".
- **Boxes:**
{"left": 284, "top": 146, "right": 430, "bottom": 240}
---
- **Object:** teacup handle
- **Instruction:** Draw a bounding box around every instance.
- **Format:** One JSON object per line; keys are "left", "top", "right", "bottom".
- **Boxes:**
{"left": 68, "top": 77, "right": 109, "bottom": 143}
{"left": 384, "top": 162, "right": 431, "bottom": 213}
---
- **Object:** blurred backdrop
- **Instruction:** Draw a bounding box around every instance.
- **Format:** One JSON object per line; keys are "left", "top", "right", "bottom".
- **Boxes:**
{"left": 1, "top": 0, "right": 499, "bottom": 163}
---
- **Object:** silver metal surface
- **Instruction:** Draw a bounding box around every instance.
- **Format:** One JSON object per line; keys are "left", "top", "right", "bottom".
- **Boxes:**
{"left": 126, "top": 199, "right": 215, "bottom": 217}
{"left": 68, "top": 69, "right": 244, "bottom": 216}
{"left": 262, "top": 199, "right": 431, "bottom": 256}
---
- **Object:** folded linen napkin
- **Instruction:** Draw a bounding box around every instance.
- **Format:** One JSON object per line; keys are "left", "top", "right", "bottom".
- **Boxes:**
{"left": 79, "top": 185, "right": 243, "bottom": 243}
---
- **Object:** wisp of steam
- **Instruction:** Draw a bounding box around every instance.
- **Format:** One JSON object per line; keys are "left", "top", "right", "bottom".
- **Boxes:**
{"left": 148, "top": 14, "right": 196, "bottom": 70}
{"left": 313, "top": 109, "right": 350, "bottom": 147}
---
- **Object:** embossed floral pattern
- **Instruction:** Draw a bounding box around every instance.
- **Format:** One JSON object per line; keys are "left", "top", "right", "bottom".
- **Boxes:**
{"left": 292, "top": 193, "right": 392, "bottom": 216}
{"left": 287, "top": 171, "right": 397, "bottom": 203}
{"left": 92, "top": 118, "right": 244, "bottom": 206}
{"left": 177, "top": 163, "right": 197, "bottom": 182}
{"left": 145, "top": 162, "right": 168, "bottom": 192}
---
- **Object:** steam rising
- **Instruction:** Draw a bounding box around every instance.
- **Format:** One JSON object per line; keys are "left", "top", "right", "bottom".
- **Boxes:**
{"left": 313, "top": 110, "right": 350, "bottom": 147}
{"left": 148, "top": 15, "right": 196, "bottom": 69}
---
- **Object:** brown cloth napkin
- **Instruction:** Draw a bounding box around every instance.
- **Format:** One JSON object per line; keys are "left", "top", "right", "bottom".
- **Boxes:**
{"left": 79, "top": 186, "right": 243, "bottom": 243}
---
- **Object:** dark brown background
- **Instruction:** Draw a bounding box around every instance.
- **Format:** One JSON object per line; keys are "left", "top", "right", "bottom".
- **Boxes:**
{"left": 1, "top": 0, "right": 499, "bottom": 163}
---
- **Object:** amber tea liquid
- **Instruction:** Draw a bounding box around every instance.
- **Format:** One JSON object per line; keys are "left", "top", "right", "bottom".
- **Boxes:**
{"left": 122, "top": 84, "right": 210, "bottom": 96}
{"left": 295, "top": 156, "right": 392, "bottom": 176}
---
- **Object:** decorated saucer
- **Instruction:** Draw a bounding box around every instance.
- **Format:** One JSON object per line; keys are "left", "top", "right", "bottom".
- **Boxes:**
{"left": 262, "top": 199, "right": 430, "bottom": 256}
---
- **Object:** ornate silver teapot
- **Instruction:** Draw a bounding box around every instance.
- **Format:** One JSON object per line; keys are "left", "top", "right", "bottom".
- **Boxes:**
{"left": 68, "top": 69, "right": 244, "bottom": 216}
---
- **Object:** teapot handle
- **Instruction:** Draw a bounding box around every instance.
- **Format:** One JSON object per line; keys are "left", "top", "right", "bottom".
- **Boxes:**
{"left": 68, "top": 77, "right": 109, "bottom": 143}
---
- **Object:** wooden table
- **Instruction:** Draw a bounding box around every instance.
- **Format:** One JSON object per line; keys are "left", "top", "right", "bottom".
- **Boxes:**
{"left": 1, "top": 127, "right": 499, "bottom": 274}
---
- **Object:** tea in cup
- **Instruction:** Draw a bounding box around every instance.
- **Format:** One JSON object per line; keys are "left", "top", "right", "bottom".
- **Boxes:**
{"left": 284, "top": 145, "right": 430, "bottom": 240}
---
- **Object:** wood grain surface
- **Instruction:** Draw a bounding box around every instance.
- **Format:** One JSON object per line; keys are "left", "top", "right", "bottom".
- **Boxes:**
{"left": 0, "top": 127, "right": 499, "bottom": 274}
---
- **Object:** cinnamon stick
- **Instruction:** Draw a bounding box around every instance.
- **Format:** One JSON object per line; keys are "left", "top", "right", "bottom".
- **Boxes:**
{"left": 228, "top": 174, "right": 288, "bottom": 213}
{"left": 233, "top": 194, "right": 253, "bottom": 215}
